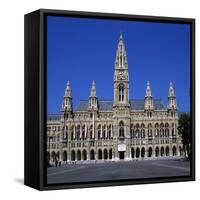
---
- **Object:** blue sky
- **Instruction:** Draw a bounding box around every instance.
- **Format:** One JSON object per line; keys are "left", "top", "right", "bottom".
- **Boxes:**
{"left": 47, "top": 16, "right": 190, "bottom": 113}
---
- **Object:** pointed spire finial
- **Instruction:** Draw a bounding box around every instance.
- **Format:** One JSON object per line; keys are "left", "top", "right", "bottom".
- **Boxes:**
{"left": 90, "top": 80, "right": 96, "bottom": 97}
{"left": 65, "top": 80, "right": 71, "bottom": 97}
{"left": 67, "top": 80, "right": 70, "bottom": 87}
{"left": 115, "top": 32, "right": 128, "bottom": 69}
{"left": 92, "top": 80, "right": 95, "bottom": 87}
{"left": 120, "top": 31, "right": 123, "bottom": 40}
{"left": 168, "top": 80, "right": 177, "bottom": 110}
{"left": 169, "top": 81, "right": 175, "bottom": 96}
{"left": 145, "top": 80, "right": 152, "bottom": 97}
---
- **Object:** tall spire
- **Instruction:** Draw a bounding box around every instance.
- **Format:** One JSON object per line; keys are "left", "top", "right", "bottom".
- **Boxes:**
{"left": 65, "top": 80, "right": 71, "bottom": 97}
{"left": 62, "top": 80, "right": 72, "bottom": 112}
{"left": 88, "top": 80, "right": 98, "bottom": 111}
{"left": 145, "top": 81, "right": 152, "bottom": 97}
{"left": 90, "top": 80, "right": 96, "bottom": 97}
{"left": 169, "top": 81, "right": 175, "bottom": 97}
{"left": 115, "top": 33, "right": 128, "bottom": 69}
{"left": 168, "top": 81, "right": 177, "bottom": 110}
{"left": 144, "top": 81, "right": 154, "bottom": 110}
{"left": 113, "top": 33, "right": 130, "bottom": 107}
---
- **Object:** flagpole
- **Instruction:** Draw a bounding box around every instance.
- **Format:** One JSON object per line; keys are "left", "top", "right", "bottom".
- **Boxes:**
{"left": 93, "top": 111, "right": 95, "bottom": 139}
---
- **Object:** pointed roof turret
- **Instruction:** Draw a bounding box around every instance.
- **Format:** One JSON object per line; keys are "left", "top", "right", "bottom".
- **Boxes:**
{"left": 90, "top": 80, "right": 97, "bottom": 97}
{"left": 64, "top": 80, "right": 71, "bottom": 97}
{"left": 115, "top": 33, "right": 128, "bottom": 69}
{"left": 169, "top": 81, "right": 175, "bottom": 97}
{"left": 168, "top": 81, "right": 177, "bottom": 110}
{"left": 145, "top": 81, "right": 152, "bottom": 97}
{"left": 144, "top": 81, "right": 154, "bottom": 110}
{"left": 62, "top": 80, "right": 73, "bottom": 112}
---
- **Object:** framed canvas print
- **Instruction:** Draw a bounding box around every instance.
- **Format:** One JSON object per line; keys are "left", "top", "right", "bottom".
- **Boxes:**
{"left": 24, "top": 9, "right": 195, "bottom": 190}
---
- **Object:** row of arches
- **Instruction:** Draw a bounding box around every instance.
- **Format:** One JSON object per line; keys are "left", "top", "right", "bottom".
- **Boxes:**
{"left": 48, "top": 146, "right": 183, "bottom": 161}
{"left": 130, "top": 123, "right": 177, "bottom": 139}
{"left": 68, "top": 149, "right": 113, "bottom": 161}
{"left": 61, "top": 122, "right": 177, "bottom": 141}
{"left": 63, "top": 124, "right": 114, "bottom": 140}
{"left": 131, "top": 146, "right": 181, "bottom": 158}
{"left": 131, "top": 122, "right": 176, "bottom": 129}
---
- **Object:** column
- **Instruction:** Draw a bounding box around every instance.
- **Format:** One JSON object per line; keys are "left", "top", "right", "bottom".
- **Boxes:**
{"left": 67, "top": 147, "right": 71, "bottom": 162}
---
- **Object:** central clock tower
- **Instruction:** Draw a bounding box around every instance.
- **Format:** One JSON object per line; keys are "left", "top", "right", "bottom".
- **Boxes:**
{"left": 113, "top": 33, "right": 130, "bottom": 108}
{"left": 113, "top": 34, "right": 131, "bottom": 161}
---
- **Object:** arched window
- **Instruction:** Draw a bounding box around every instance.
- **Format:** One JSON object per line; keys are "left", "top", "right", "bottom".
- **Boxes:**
{"left": 136, "top": 148, "right": 140, "bottom": 158}
{"left": 130, "top": 124, "right": 134, "bottom": 138}
{"left": 161, "top": 146, "right": 164, "bottom": 156}
{"left": 108, "top": 125, "right": 112, "bottom": 139}
{"left": 90, "top": 125, "right": 93, "bottom": 139}
{"left": 173, "top": 146, "right": 177, "bottom": 156}
{"left": 98, "top": 149, "right": 102, "bottom": 160}
{"left": 71, "top": 126, "right": 74, "bottom": 140}
{"left": 109, "top": 149, "right": 112, "bottom": 159}
{"left": 63, "top": 151, "right": 67, "bottom": 161}
{"left": 104, "top": 149, "right": 108, "bottom": 160}
{"left": 166, "top": 146, "right": 169, "bottom": 156}
{"left": 76, "top": 125, "right": 80, "bottom": 140}
{"left": 155, "top": 123, "right": 159, "bottom": 137}
{"left": 98, "top": 125, "right": 101, "bottom": 139}
{"left": 148, "top": 123, "right": 152, "bottom": 137}
{"left": 77, "top": 150, "right": 81, "bottom": 160}
{"left": 90, "top": 150, "right": 95, "bottom": 160}
{"left": 82, "top": 125, "right": 85, "bottom": 139}
{"left": 119, "top": 121, "right": 124, "bottom": 138}
{"left": 155, "top": 147, "right": 159, "bottom": 157}
{"left": 64, "top": 126, "right": 68, "bottom": 140}
{"left": 148, "top": 147, "right": 152, "bottom": 157}
{"left": 131, "top": 148, "right": 135, "bottom": 158}
{"left": 82, "top": 149, "right": 87, "bottom": 160}
{"left": 135, "top": 124, "right": 140, "bottom": 138}
{"left": 141, "top": 123, "right": 145, "bottom": 138}
{"left": 141, "top": 129, "right": 145, "bottom": 138}
{"left": 141, "top": 147, "right": 145, "bottom": 158}
{"left": 102, "top": 125, "right": 106, "bottom": 139}
{"left": 118, "top": 85, "right": 124, "bottom": 102}
{"left": 71, "top": 150, "right": 75, "bottom": 161}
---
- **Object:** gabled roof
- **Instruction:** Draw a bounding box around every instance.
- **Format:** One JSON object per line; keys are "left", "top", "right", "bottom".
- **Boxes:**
{"left": 47, "top": 99, "right": 167, "bottom": 121}
{"left": 47, "top": 114, "right": 61, "bottom": 121}
{"left": 75, "top": 99, "right": 166, "bottom": 111}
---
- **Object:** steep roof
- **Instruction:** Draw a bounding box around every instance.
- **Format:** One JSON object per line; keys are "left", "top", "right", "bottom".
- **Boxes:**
{"left": 47, "top": 114, "right": 61, "bottom": 121}
{"left": 75, "top": 99, "right": 166, "bottom": 111}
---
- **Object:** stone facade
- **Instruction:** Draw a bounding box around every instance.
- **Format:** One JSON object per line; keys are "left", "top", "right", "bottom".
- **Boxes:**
{"left": 47, "top": 34, "right": 183, "bottom": 164}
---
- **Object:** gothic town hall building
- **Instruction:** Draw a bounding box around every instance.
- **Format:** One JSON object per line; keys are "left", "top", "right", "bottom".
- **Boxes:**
{"left": 47, "top": 34, "right": 183, "bottom": 164}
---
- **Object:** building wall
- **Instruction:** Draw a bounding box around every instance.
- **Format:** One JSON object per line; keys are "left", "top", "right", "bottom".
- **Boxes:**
{"left": 47, "top": 109, "right": 183, "bottom": 164}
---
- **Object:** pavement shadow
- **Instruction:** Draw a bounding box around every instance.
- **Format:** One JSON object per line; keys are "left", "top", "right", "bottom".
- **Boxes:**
{"left": 14, "top": 178, "right": 24, "bottom": 185}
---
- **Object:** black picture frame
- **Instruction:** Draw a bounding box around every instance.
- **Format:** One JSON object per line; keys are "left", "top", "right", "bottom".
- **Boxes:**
{"left": 24, "top": 9, "right": 195, "bottom": 191}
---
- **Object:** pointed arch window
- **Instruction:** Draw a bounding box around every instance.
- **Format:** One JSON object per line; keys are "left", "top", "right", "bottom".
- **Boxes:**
{"left": 119, "top": 121, "right": 125, "bottom": 139}
{"left": 118, "top": 85, "right": 124, "bottom": 102}
{"left": 98, "top": 124, "right": 101, "bottom": 139}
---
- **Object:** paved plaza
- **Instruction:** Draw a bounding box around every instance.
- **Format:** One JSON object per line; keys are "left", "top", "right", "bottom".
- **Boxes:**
{"left": 47, "top": 157, "right": 190, "bottom": 184}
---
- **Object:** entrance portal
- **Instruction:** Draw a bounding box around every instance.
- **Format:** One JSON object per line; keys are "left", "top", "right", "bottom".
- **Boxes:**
{"left": 119, "top": 151, "right": 125, "bottom": 160}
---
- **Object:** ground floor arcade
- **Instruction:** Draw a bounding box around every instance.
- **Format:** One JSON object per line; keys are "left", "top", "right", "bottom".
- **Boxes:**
{"left": 47, "top": 145, "right": 184, "bottom": 164}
